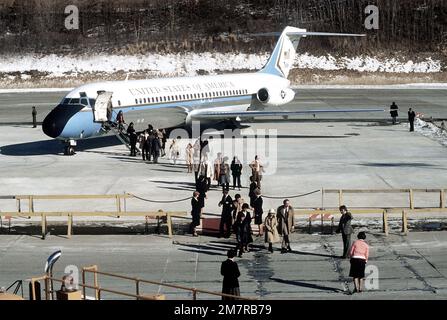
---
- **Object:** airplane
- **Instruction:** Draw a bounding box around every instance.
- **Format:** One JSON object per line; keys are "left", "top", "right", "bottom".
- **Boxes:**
{"left": 42, "top": 26, "right": 383, "bottom": 155}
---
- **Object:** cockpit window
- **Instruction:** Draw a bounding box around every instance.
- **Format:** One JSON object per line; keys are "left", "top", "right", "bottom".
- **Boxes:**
{"left": 70, "top": 98, "right": 80, "bottom": 104}
{"left": 63, "top": 98, "right": 70, "bottom": 104}
{"left": 80, "top": 98, "right": 89, "bottom": 106}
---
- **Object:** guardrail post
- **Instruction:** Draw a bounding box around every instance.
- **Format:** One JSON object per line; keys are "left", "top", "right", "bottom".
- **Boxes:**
{"left": 41, "top": 213, "right": 46, "bottom": 240}
{"left": 409, "top": 189, "right": 414, "bottom": 209}
{"left": 192, "top": 289, "right": 197, "bottom": 300}
{"left": 402, "top": 210, "right": 408, "bottom": 235}
{"left": 116, "top": 195, "right": 121, "bottom": 218}
{"left": 382, "top": 210, "right": 388, "bottom": 235}
{"left": 67, "top": 214, "right": 73, "bottom": 238}
{"left": 135, "top": 279, "right": 140, "bottom": 298}
{"left": 440, "top": 189, "right": 445, "bottom": 208}
{"left": 338, "top": 190, "right": 343, "bottom": 207}
{"left": 82, "top": 269, "right": 86, "bottom": 300}
{"left": 44, "top": 276, "right": 50, "bottom": 300}
{"left": 167, "top": 213, "right": 173, "bottom": 238}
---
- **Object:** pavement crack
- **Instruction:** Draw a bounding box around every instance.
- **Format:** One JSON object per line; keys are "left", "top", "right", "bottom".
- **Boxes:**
{"left": 319, "top": 237, "right": 350, "bottom": 294}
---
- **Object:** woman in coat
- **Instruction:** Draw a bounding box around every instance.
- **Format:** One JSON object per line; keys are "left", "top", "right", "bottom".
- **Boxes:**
{"left": 264, "top": 209, "right": 280, "bottom": 253}
{"left": 349, "top": 231, "right": 370, "bottom": 293}
{"left": 185, "top": 143, "right": 194, "bottom": 173}
{"left": 221, "top": 249, "right": 240, "bottom": 300}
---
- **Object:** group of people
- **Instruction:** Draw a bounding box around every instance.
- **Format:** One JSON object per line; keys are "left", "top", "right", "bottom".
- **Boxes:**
{"left": 220, "top": 205, "right": 370, "bottom": 299}
{"left": 189, "top": 153, "right": 295, "bottom": 257}
{"left": 389, "top": 102, "right": 417, "bottom": 132}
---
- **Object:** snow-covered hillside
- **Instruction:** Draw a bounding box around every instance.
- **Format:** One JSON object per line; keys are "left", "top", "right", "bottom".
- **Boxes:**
{"left": 0, "top": 53, "right": 442, "bottom": 78}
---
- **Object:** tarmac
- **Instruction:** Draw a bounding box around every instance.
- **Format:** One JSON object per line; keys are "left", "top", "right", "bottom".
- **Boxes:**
{"left": 0, "top": 87, "right": 447, "bottom": 299}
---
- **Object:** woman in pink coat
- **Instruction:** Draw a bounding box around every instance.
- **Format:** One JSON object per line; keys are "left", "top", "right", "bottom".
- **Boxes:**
{"left": 349, "top": 231, "right": 369, "bottom": 293}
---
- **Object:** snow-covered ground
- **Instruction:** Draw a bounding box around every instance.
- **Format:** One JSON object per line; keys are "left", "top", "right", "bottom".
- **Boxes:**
{"left": 414, "top": 118, "right": 447, "bottom": 147}
{"left": 0, "top": 53, "right": 443, "bottom": 78}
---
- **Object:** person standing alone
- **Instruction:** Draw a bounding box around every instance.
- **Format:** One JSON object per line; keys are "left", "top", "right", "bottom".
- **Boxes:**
{"left": 336, "top": 205, "right": 353, "bottom": 259}
{"left": 32, "top": 106, "right": 37, "bottom": 128}
{"left": 220, "top": 249, "right": 241, "bottom": 300}
{"left": 408, "top": 108, "right": 416, "bottom": 132}
{"left": 389, "top": 102, "right": 399, "bottom": 125}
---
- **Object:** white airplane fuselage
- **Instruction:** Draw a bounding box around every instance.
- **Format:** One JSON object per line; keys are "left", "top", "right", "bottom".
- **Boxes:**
{"left": 42, "top": 72, "right": 294, "bottom": 140}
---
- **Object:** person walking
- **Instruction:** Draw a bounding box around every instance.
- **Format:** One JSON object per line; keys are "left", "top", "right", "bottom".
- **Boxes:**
{"left": 349, "top": 232, "right": 369, "bottom": 293}
{"left": 116, "top": 110, "right": 125, "bottom": 131}
{"left": 248, "top": 176, "right": 258, "bottom": 208}
{"left": 336, "top": 205, "right": 354, "bottom": 259}
{"left": 249, "top": 155, "right": 263, "bottom": 188}
{"left": 231, "top": 156, "right": 243, "bottom": 190}
{"left": 218, "top": 189, "right": 233, "bottom": 238}
{"left": 219, "top": 157, "right": 231, "bottom": 191}
{"left": 277, "top": 199, "right": 294, "bottom": 254}
{"left": 389, "top": 102, "right": 399, "bottom": 125}
{"left": 234, "top": 205, "right": 253, "bottom": 257}
{"left": 408, "top": 108, "right": 416, "bottom": 132}
{"left": 190, "top": 191, "right": 201, "bottom": 236}
{"left": 152, "top": 134, "right": 162, "bottom": 163}
{"left": 32, "top": 106, "right": 37, "bottom": 128}
{"left": 232, "top": 194, "right": 244, "bottom": 223}
{"left": 127, "top": 122, "right": 137, "bottom": 156}
{"left": 196, "top": 175, "right": 208, "bottom": 215}
{"left": 214, "top": 153, "right": 223, "bottom": 187}
{"left": 264, "top": 209, "right": 280, "bottom": 253}
{"left": 220, "top": 249, "right": 241, "bottom": 300}
{"left": 252, "top": 188, "right": 264, "bottom": 237}
{"left": 186, "top": 143, "right": 194, "bottom": 173}
{"left": 140, "top": 130, "right": 149, "bottom": 161}
{"left": 169, "top": 139, "right": 180, "bottom": 164}
{"left": 160, "top": 129, "right": 167, "bottom": 157}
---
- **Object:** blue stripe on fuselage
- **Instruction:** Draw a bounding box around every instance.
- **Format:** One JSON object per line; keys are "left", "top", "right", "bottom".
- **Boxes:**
{"left": 59, "top": 95, "right": 252, "bottom": 139}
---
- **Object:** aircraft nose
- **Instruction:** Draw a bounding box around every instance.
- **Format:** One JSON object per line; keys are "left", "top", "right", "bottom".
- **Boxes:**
{"left": 42, "top": 106, "right": 66, "bottom": 138}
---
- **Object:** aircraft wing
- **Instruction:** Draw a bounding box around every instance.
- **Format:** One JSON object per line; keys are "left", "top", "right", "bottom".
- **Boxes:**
{"left": 191, "top": 108, "right": 385, "bottom": 120}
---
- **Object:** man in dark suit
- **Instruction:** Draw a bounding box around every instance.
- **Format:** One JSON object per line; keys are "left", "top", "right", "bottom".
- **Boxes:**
{"left": 221, "top": 249, "right": 240, "bottom": 300}
{"left": 389, "top": 102, "right": 399, "bottom": 125}
{"left": 190, "top": 191, "right": 201, "bottom": 236}
{"left": 219, "top": 189, "right": 233, "bottom": 238}
{"left": 336, "top": 205, "right": 353, "bottom": 258}
{"left": 277, "top": 199, "right": 294, "bottom": 253}
{"left": 408, "top": 108, "right": 416, "bottom": 132}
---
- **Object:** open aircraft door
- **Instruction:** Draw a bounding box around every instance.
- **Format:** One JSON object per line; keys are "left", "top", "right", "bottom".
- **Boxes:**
{"left": 92, "top": 91, "right": 113, "bottom": 123}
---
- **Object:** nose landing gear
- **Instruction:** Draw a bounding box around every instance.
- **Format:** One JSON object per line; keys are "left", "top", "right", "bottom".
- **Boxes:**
{"left": 63, "top": 139, "right": 77, "bottom": 156}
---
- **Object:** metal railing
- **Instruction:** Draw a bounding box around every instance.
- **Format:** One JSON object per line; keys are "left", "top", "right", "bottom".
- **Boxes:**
{"left": 29, "top": 265, "right": 254, "bottom": 301}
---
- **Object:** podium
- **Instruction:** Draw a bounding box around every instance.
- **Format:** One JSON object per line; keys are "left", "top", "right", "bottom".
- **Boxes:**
{"left": 56, "top": 290, "right": 82, "bottom": 300}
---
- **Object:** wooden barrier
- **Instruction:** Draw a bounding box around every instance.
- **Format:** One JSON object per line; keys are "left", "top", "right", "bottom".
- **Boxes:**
{"left": 2, "top": 190, "right": 447, "bottom": 238}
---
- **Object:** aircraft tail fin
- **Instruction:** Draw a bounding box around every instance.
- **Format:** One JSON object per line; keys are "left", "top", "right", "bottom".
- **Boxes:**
{"left": 258, "top": 26, "right": 365, "bottom": 79}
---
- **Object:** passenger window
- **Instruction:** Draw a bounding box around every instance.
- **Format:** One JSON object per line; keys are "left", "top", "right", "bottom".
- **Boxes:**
{"left": 139, "top": 99, "right": 142, "bottom": 104}
{"left": 117, "top": 100, "right": 121, "bottom": 106}
{"left": 143, "top": 98, "right": 147, "bottom": 103}
{"left": 135, "top": 99, "right": 138, "bottom": 104}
